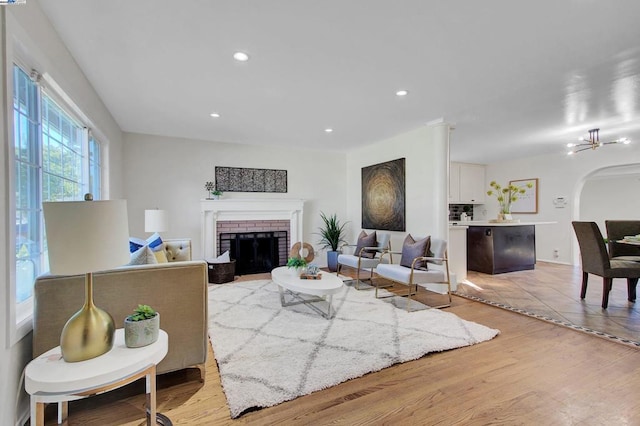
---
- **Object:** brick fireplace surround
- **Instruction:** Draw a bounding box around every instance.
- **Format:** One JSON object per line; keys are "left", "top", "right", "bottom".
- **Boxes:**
{"left": 217, "top": 220, "right": 290, "bottom": 267}
{"left": 200, "top": 199, "right": 304, "bottom": 261}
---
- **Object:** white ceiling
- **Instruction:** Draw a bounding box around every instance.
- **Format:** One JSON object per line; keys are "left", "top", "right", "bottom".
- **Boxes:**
{"left": 37, "top": 0, "right": 640, "bottom": 164}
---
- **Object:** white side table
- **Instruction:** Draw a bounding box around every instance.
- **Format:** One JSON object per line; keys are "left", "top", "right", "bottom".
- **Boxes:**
{"left": 25, "top": 329, "right": 169, "bottom": 426}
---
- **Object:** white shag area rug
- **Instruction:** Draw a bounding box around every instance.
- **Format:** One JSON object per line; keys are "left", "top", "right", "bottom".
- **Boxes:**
{"left": 207, "top": 279, "right": 499, "bottom": 418}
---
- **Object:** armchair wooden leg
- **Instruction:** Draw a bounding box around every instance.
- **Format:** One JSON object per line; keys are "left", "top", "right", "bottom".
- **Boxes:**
{"left": 580, "top": 272, "right": 588, "bottom": 299}
{"left": 602, "top": 277, "right": 613, "bottom": 309}
{"left": 627, "top": 278, "right": 638, "bottom": 302}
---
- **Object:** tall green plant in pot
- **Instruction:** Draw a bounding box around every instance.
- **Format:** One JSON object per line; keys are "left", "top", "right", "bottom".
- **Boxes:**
{"left": 317, "top": 212, "right": 348, "bottom": 272}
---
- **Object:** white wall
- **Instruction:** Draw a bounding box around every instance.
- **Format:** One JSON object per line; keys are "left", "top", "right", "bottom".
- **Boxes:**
{"left": 344, "top": 124, "right": 450, "bottom": 251}
{"left": 122, "top": 133, "right": 347, "bottom": 265}
{"left": 580, "top": 173, "right": 640, "bottom": 234}
{"left": 485, "top": 144, "right": 640, "bottom": 265}
{"left": 2, "top": 3, "right": 124, "bottom": 424}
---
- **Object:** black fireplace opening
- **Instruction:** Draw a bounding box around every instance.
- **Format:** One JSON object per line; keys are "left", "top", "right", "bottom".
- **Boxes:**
{"left": 219, "top": 231, "right": 287, "bottom": 275}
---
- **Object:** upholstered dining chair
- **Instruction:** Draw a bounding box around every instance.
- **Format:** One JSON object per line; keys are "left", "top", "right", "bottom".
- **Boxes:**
{"left": 375, "top": 235, "right": 451, "bottom": 312}
{"left": 336, "top": 231, "right": 391, "bottom": 290}
{"left": 605, "top": 220, "right": 640, "bottom": 262}
{"left": 572, "top": 221, "right": 640, "bottom": 309}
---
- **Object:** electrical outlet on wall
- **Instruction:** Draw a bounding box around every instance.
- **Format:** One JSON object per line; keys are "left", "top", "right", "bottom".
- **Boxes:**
{"left": 553, "top": 248, "right": 559, "bottom": 258}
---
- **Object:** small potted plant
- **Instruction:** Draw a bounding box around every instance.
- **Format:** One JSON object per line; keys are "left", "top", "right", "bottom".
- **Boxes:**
{"left": 286, "top": 257, "right": 307, "bottom": 275}
{"left": 205, "top": 182, "right": 223, "bottom": 199}
{"left": 124, "top": 304, "right": 160, "bottom": 348}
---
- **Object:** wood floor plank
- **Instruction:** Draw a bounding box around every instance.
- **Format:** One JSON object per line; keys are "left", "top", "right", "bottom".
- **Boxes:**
{"left": 45, "top": 265, "right": 640, "bottom": 425}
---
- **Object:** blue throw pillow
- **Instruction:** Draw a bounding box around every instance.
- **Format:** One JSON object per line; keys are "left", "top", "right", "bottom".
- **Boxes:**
{"left": 146, "top": 232, "right": 163, "bottom": 250}
{"left": 129, "top": 233, "right": 167, "bottom": 263}
{"left": 129, "top": 237, "right": 147, "bottom": 253}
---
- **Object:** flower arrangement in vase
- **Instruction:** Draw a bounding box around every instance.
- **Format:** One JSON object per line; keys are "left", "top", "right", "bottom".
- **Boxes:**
{"left": 486, "top": 180, "right": 532, "bottom": 221}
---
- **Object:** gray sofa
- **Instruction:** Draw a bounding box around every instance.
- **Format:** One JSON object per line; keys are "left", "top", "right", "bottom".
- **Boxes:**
{"left": 32, "top": 239, "right": 208, "bottom": 378}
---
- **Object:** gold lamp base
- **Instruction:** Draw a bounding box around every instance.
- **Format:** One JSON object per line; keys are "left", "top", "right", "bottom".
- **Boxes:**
{"left": 60, "top": 272, "right": 115, "bottom": 362}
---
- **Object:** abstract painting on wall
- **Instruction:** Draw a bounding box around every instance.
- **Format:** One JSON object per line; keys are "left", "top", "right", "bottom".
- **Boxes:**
{"left": 215, "top": 166, "right": 288, "bottom": 193}
{"left": 361, "top": 158, "right": 405, "bottom": 231}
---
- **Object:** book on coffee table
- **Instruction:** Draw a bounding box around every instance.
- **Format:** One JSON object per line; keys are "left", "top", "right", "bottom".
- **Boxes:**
{"left": 300, "top": 273, "right": 322, "bottom": 280}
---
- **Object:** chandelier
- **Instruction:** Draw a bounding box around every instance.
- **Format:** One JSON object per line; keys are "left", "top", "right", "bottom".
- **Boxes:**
{"left": 567, "top": 128, "right": 630, "bottom": 155}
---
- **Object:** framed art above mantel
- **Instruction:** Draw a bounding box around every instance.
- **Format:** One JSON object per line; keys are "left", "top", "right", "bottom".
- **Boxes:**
{"left": 215, "top": 166, "right": 287, "bottom": 193}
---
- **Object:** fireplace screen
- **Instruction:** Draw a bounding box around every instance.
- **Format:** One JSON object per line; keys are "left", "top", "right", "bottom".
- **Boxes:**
{"left": 219, "top": 231, "right": 287, "bottom": 275}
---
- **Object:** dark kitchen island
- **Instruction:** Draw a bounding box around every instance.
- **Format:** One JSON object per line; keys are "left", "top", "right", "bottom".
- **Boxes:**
{"left": 466, "top": 222, "right": 551, "bottom": 274}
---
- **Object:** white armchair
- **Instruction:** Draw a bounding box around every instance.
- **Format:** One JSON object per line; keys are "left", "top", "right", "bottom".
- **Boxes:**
{"left": 375, "top": 236, "right": 451, "bottom": 311}
{"left": 336, "top": 231, "right": 391, "bottom": 290}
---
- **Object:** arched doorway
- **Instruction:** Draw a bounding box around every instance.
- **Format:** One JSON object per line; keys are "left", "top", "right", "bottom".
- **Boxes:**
{"left": 573, "top": 163, "right": 640, "bottom": 264}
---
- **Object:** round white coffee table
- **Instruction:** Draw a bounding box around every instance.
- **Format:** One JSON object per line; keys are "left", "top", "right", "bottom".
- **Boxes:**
{"left": 271, "top": 266, "right": 344, "bottom": 318}
{"left": 25, "top": 329, "right": 169, "bottom": 426}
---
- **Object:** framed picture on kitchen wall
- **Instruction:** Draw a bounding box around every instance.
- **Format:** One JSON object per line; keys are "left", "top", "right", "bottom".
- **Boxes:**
{"left": 509, "top": 178, "right": 538, "bottom": 214}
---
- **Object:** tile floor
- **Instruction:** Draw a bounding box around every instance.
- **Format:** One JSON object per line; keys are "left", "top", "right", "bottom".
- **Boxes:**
{"left": 456, "top": 261, "right": 640, "bottom": 344}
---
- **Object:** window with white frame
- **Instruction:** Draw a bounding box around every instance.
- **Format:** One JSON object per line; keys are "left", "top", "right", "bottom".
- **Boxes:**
{"left": 12, "top": 64, "right": 102, "bottom": 321}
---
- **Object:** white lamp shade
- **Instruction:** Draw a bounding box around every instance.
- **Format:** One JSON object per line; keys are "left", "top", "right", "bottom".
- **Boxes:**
{"left": 43, "top": 199, "right": 130, "bottom": 275}
{"left": 145, "top": 209, "right": 169, "bottom": 233}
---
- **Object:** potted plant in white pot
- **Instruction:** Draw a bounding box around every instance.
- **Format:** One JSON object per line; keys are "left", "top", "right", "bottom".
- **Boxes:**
{"left": 205, "top": 182, "right": 223, "bottom": 199}
{"left": 124, "top": 304, "right": 159, "bottom": 348}
{"left": 286, "top": 256, "right": 308, "bottom": 276}
{"left": 317, "top": 212, "right": 348, "bottom": 272}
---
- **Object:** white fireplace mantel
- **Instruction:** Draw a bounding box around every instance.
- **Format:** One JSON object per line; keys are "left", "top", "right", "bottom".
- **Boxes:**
{"left": 200, "top": 199, "right": 305, "bottom": 259}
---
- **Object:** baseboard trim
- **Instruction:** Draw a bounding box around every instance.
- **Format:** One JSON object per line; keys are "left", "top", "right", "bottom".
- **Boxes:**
{"left": 15, "top": 408, "right": 29, "bottom": 426}
{"left": 536, "top": 259, "right": 572, "bottom": 265}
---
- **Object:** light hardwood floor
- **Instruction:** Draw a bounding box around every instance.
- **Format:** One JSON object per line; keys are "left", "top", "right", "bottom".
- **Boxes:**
{"left": 40, "top": 265, "right": 640, "bottom": 425}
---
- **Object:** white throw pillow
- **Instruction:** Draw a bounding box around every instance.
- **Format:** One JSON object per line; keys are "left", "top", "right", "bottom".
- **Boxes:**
{"left": 129, "top": 245, "right": 159, "bottom": 265}
{"left": 207, "top": 250, "right": 231, "bottom": 264}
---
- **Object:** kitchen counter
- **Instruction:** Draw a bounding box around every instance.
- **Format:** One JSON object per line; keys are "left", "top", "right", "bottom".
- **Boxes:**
{"left": 451, "top": 221, "right": 554, "bottom": 227}
{"left": 465, "top": 222, "right": 553, "bottom": 274}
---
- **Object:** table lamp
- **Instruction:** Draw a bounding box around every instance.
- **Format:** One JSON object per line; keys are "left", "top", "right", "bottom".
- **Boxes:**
{"left": 145, "top": 209, "right": 169, "bottom": 233}
{"left": 43, "top": 194, "right": 130, "bottom": 362}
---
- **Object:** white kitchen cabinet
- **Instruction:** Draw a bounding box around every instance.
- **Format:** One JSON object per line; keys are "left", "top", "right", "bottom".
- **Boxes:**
{"left": 449, "top": 162, "right": 486, "bottom": 204}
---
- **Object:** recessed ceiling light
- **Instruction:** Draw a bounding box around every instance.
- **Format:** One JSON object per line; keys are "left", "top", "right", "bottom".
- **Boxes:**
{"left": 324, "top": 128, "right": 333, "bottom": 133}
{"left": 233, "top": 51, "right": 249, "bottom": 62}
{"left": 210, "top": 112, "right": 220, "bottom": 118}
{"left": 396, "top": 90, "right": 408, "bottom": 97}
